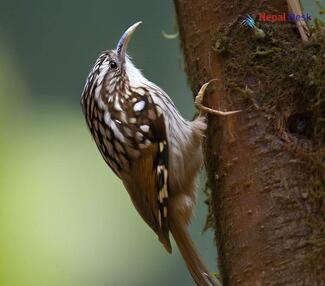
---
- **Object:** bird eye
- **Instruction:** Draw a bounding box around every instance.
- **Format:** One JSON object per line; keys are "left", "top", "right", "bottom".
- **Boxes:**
{"left": 109, "top": 60, "right": 117, "bottom": 69}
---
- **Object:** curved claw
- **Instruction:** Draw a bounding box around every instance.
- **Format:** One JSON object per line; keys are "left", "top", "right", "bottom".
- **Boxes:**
{"left": 195, "top": 79, "right": 242, "bottom": 116}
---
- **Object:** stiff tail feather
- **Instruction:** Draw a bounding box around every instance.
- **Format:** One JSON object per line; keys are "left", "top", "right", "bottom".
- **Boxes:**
{"left": 170, "top": 219, "right": 221, "bottom": 286}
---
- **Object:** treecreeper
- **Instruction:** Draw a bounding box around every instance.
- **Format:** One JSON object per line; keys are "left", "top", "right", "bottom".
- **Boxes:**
{"left": 81, "top": 22, "right": 239, "bottom": 286}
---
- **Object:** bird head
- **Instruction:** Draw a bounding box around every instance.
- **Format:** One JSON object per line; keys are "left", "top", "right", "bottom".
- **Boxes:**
{"left": 89, "top": 22, "right": 143, "bottom": 91}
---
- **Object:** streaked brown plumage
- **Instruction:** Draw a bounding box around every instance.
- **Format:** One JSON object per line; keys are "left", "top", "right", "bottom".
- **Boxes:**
{"left": 80, "top": 22, "right": 224, "bottom": 286}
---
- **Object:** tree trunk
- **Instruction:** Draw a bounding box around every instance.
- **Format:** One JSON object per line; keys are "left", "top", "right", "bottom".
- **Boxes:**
{"left": 174, "top": 0, "right": 325, "bottom": 285}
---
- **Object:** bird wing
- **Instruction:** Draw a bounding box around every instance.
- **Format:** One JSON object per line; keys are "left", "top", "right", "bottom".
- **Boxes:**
{"left": 121, "top": 93, "right": 172, "bottom": 253}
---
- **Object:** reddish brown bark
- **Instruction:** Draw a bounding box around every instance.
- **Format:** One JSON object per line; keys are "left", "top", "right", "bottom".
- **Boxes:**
{"left": 174, "top": 0, "right": 325, "bottom": 285}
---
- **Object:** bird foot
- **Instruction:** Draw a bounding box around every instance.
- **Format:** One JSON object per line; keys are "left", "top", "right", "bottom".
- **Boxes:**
{"left": 195, "top": 80, "right": 241, "bottom": 116}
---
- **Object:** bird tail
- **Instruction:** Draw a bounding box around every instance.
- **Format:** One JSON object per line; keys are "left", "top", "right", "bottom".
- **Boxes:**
{"left": 169, "top": 219, "right": 221, "bottom": 286}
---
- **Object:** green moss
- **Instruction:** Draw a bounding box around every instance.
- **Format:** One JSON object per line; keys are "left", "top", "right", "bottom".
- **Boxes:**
{"left": 251, "top": 46, "right": 282, "bottom": 57}
{"left": 203, "top": 180, "right": 215, "bottom": 233}
{"left": 213, "top": 34, "right": 230, "bottom": 54}
{"left": 212, "top": 11, "right": 325, "bottom": 273}
{"left": 218, "top": 20, "right": 325, "bottom": 145}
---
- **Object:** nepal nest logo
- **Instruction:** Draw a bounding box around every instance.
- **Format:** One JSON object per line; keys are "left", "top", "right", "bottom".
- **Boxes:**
{"left": 241, "top": 12, "right": 312, "bottom": 28}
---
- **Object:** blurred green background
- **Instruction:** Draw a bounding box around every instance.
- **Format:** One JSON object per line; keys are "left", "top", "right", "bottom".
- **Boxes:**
{"left": 0, "top": 1, "right": 215, "bottom": 286}
{"left": 0, "top": 1, "right": 323, "bottom": 286}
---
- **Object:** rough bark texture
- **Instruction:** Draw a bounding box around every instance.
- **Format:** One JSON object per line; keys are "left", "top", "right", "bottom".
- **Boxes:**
{"left": 174, "top": 0, "right": 325, "bottom": 285}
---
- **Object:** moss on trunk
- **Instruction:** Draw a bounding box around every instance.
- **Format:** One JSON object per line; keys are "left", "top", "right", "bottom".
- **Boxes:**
{"left": 174, "top": 0, "right": 325, "bottom": 285}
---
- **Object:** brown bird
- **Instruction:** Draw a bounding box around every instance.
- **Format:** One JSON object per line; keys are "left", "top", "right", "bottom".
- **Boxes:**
{"left": 81, "top": 22, "right": 238, "bottom": 285}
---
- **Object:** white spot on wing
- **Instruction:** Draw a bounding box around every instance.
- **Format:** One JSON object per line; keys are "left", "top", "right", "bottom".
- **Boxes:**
{"left": 159, "top": 142, "right": 164, "bottom": 151}
{"left": 140, "top": 125, "right": 149, "bottom": 132}
{"left": 133, "top": 100, "right": 146, "bottom": 112}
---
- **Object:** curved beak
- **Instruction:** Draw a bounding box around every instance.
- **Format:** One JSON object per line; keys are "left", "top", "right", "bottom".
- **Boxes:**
{"left": 116, "top": 21, "right": 142, "bottom": 63}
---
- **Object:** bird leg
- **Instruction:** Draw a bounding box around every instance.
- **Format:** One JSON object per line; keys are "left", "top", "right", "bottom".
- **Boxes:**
{"left": 195, "top": 80, "right": 241, "bottom": 117}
